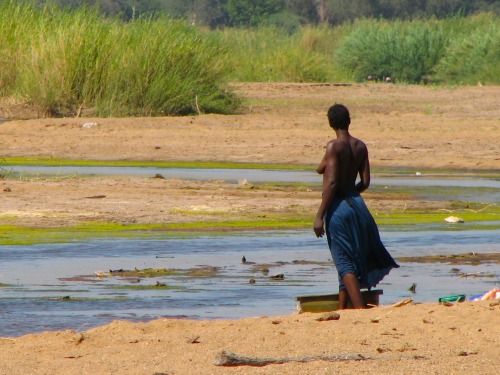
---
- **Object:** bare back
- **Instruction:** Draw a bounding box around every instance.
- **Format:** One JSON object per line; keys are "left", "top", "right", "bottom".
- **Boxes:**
{"left": 319, "top": 134, "right": 370, "bottom": 195}
{"left": 332, "top": 136, "right": 368, "bottom": 193}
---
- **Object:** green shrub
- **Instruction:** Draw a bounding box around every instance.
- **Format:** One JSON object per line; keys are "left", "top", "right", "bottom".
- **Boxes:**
{"left": 434, "top": 14, "right": 500, "bottom": 85}
{"left": 335, "top": 19, "right": 449, "bottom": 83}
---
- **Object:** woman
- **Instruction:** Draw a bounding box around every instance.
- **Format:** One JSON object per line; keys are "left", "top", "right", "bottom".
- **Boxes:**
{"left": 314, "top": 104, "right": 399, "bottom": 309}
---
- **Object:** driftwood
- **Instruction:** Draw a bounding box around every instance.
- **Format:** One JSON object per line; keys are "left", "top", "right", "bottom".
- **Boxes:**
{"left": 214, "top": 351, "right": 370, "bottom": 367}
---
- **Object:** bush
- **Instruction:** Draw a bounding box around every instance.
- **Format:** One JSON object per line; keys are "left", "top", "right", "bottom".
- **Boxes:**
{"left": 434, "top": 14, "right": 500, "bottom": 85}
{"left": 335, "top": 19, "right": 449, "bottom": 83}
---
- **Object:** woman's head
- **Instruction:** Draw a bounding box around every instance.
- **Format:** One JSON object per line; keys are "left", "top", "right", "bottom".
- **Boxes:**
{"left": 327, "top": 104, "right": 351, "bottom": 130}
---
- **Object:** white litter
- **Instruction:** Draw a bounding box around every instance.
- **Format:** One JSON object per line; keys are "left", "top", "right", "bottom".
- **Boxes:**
{"left": 82, "top": 122, "right": 98, "bottom": 129}
{"left": 444, "top": 216, "right": 464, "bottom": 223}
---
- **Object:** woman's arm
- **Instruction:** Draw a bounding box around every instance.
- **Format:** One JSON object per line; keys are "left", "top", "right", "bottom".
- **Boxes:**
{"left": 355, "top": 148, "right": 370, "bottom": 193}
{"left": 316, "top": 153, "right": 327, "bottom": 174}
{"left": 314, "top": 142, "right": 339, "bottom": 238}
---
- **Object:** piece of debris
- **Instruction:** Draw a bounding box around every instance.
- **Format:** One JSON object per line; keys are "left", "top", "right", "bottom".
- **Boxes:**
{"left": 408, "top": 283, "right": 417, "bottom": 293}
{"left": 214, "top": 351, "right": 369, "bottom": 367}
{"left": 270, "top": 274, "right": 284, "bottom": 280}
{"left": 249, "top": 278, "right": 256, "bottom": 284}
{"left": 3, "top": 187, "right": 11, "bottom": 192}
{"left": 82, "top": 122, "right": 98, "bottom": 129}
{"left": 444, "top": 216, "right": 464, "bottom": 223}
{"left": 391, "top": 298, "right": 413, "bottom": 307}
{"left": 84, "top": 195, "right": 106, "bottom": 199}
{"left": 187, "top": 336, "right": 201, "bottom": 344}
{"left": 153, "top": 174, "right": 165, "bottom": 179}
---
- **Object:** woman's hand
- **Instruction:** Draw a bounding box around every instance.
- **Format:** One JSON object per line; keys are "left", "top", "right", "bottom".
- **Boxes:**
{"left": 314, "top": 216, "right": 325, "bottom": 238}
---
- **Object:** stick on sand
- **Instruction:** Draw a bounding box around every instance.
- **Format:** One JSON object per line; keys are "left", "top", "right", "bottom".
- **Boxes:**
{"left": 214, "top": 351, "right": 370, "bottom": 367}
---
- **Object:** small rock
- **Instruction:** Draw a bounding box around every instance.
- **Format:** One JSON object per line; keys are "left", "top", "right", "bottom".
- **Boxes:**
{"left": 3, "top": 187, "right": 11, "bottom": 192}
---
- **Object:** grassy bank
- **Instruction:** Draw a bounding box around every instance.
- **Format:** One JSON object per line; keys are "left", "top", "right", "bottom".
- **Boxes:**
{"left": 1, "top": 2, "right": 498, "bottom": 118}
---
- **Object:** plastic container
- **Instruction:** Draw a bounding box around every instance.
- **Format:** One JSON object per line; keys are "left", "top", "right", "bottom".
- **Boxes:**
{"left": 438, "top": 294, "right": 466, "bottom": 303}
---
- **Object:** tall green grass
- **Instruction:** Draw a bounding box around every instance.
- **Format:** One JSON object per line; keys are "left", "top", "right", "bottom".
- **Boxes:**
{"left": 213, "top": 24, "right": 352, "bottom": 82}
{"left": 0, "top": 1, "right": 238, "bottom": 116}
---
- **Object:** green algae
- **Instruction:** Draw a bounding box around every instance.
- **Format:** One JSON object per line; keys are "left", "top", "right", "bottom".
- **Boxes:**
{"left": 0, "top": 222, "right": 169, "bottom": 246}
{"left": 1, "top": 203, "right": 499, "bottom": 246}
{"left": 373, "top": 203, "right": 499, "bottom": 229}
{"left": 2, "top": 157, "right": 311, "bottom": 171}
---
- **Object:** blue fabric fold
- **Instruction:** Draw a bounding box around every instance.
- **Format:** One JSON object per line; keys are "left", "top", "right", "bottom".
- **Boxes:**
{"left": 325, "top": 191, "right": 399, "bottom": 290}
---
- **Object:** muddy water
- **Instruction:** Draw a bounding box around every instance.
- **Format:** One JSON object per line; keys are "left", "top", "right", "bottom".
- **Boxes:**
{"left": 1, "top": 230, "right": 499, "bottom": 337}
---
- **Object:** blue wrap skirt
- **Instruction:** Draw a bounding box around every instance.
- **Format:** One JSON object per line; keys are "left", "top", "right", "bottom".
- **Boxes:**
{"left": 325, "top": 191, "right": 399, "bottom": 290}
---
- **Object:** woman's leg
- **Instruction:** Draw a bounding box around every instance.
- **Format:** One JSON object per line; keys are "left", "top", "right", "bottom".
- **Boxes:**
{"left": 341, "top": 273, "right": 365, "bottom": 309}
{"left": 338, "top": 289, "right": 350, "bottom": 309}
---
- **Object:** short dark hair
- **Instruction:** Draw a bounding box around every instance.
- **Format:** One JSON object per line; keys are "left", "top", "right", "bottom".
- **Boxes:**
{"left": 327, "top": 104, "right": 350, "bottom": 130}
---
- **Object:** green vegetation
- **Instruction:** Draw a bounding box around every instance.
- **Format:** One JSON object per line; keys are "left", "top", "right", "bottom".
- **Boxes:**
{"left": 0, "top": 2, "right": 498, "bottom": 117}
{"left": 1, "top": 200, "right": 498, "bottom": 245}
{"left": 215, "top": 24, "right": 351, "bottom": 82}
{"left": 336, "top": 18, "right": 449, "bottom": 83}
{"left": 1, "top": 157, "right": 311, "bottom": 171}
{"left": 0, "top": 222, "right": 166, "bottom": 246}
{"left": 0, "top": 1, "right": 238, "bottom": 117}
{"left": 373, "top": 203, "right": 500, "bottom": 230}
{"left": 36, "top": 1, "right": 500, "bottom": 26}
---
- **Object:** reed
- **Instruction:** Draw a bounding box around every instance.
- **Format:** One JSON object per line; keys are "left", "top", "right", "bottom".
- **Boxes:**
{"left": 0, "top": 1, "right": 237, "bottom": 116}
{"left": 213, "top": 26, "right": 344, "bottom": 83}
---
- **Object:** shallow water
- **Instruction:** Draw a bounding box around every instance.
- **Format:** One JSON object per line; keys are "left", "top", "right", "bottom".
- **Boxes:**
{"left": 1, "top": 230, "right": 498, "bottom": 337}
{"left": 1, "top": 167, "right": 499, "bottom": 337}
